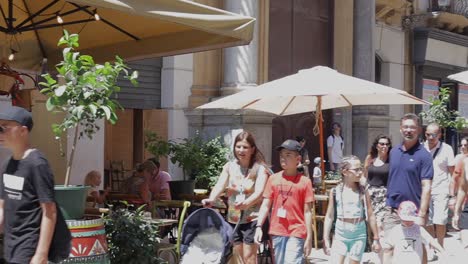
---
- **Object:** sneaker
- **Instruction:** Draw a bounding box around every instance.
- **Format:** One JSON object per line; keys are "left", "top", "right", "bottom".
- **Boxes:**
{"left": 427, "top": 250, "right": 438, "bottom": 262}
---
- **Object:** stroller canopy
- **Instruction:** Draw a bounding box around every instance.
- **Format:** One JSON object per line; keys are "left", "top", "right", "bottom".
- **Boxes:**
{"left": 180, "top": 208, "right": 234, "bottom": 263}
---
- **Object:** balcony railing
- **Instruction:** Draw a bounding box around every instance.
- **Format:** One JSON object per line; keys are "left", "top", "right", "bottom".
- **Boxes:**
{"left": 430, "top": 0, "right": 468, "bottom": 17}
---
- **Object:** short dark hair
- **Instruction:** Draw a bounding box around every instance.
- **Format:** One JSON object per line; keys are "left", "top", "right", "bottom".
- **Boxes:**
{"left": 332, "top": 122, "right": 341, "bottom": 129}
{"left": 400, "top": 113, "right": 420, "bottom": 126}
{"left": 147, "top": 158, "right": 160, "bottom": 169}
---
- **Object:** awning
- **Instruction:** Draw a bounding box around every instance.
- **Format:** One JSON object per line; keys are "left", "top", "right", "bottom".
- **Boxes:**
{"left": 0, "top": 0, "right": 255, "bottom": 71}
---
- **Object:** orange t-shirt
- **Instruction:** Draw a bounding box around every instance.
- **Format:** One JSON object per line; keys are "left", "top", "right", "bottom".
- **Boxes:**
{"left": 263, "top": 172, "right": 314, "bottom": 239}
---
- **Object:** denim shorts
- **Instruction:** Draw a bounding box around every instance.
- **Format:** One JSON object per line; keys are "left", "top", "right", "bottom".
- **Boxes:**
{"left": 271, "top": 235, "right": 305, "bottom": 264}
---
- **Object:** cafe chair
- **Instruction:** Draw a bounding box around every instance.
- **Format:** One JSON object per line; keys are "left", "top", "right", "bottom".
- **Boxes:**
{"left": 109, "top": 160, "right": 127, "bottom": 192}
{"left": 312, "top": 194, "right": 329, "bottom": 249}
{"left": 155, "top": 201, "right": 191, "bottom": 263}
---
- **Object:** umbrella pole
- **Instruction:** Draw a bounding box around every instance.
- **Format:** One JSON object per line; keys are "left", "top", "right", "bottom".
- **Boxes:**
{"left": 318, "top": 98, "right": 326, "bottom": 191}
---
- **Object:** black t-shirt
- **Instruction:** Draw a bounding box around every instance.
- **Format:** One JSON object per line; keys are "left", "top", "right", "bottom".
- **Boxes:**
{"left": 0, "top": 150, "right": 71, "bottom": 263}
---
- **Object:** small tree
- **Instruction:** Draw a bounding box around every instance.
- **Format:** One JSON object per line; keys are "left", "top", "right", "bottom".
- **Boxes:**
{"left": 39, "top": 30, "right": 138, "bottom": 186}
{"left": 168, "top": 134, "right": 229, "bottom": 188}
{"left": 419, "top": 87, "right": 467, "bottom": 132}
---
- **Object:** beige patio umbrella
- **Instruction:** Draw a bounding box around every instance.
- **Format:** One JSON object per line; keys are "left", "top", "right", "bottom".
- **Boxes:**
{"left": 0, "top": 0, "right": 255, "bottom": 71}
{"left": 448, "top": 70, "right": 468, "bottom": 84}
{"left": 198, "top": 66, "right": 429, "bottom": 184}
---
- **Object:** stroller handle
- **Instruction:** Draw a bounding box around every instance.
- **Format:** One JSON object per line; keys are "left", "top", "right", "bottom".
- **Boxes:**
{"left": 230, "top": 210, "right": 245, "bottom": 242}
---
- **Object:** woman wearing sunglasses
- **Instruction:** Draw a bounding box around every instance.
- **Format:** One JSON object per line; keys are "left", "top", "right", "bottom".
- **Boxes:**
{"left": 363, "top": 135, "right": 392, "bottom": 243}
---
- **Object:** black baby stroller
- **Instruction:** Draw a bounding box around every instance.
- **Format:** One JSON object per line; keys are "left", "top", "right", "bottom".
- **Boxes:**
{"left": 179, "top": 208, "right": 241, "bottom": 264}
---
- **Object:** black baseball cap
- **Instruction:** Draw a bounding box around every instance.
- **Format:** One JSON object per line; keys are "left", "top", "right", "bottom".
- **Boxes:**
{"left": 295, "top": 136, "right": 305, "bottom": 142}
{"left": 0, "top": 106, "right": 33, "bottom": 131}
{"left": 276, "top": 139, "right": 301, "bottom": 152}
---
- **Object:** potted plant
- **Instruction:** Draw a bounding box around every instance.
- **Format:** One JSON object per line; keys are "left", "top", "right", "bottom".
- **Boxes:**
{"left": 144, "top": 131, "right": 172, "bottom": 162}
{"left": 168, "top": 134, "right": 229, "bottom": 199}
{"left": 39, "top": 30, "right": 138, "bottom": 219}
{"left": 104, "top": 203, "right": 165, "bottom": 264}
{"left": 192, "top": 136, "right": 229, "bottom": 190}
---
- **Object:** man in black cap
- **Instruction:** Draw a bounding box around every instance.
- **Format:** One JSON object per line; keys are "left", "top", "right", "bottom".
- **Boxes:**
{"left": 254, "top": 139, "right": 315, "bottom": 263}
{"left": 0, "top": 106, "right": 71, "bottom": 264}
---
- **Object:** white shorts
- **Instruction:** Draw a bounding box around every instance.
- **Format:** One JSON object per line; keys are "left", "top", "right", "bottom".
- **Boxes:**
{"left": 428, "top": 193, "right": 449, "bottom": 225}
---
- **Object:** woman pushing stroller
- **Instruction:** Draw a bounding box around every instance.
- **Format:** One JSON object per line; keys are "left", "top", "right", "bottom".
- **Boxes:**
{"left": 202, "top": 131, "right": 269, "bottom": 264}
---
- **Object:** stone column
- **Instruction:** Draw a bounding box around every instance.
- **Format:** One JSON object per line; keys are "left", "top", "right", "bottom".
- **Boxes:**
{"left": 162, "top": 54, "right": 193, "bottom": 180}
{"left": 189, "top": 0, "right": 222, "bottom": 108}
{"left": 333, "top": 0, "right": 354, "bottom": 155}
{"left": 221, "top": 0, "right": 259, "bottom": 95}
{"left": 186, "top": 0, "right": 273, "bottom": 163}
{"left": 352, "top": 0, "right": 390, "bottom": 160}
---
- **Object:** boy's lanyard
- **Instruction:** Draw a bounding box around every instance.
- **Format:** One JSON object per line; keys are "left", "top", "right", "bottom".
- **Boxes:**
{"left": 279, "top": 175, "right": 297, "bottom": 206}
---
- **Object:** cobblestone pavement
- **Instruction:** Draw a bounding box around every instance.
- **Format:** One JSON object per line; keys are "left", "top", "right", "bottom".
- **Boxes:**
{"left": 307, "top": 231, "right": 467, "bottom": 264}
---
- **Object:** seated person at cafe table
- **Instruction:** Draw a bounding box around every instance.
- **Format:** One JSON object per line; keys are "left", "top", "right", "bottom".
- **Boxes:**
{"left": 147, "top": 158, "right": 172, "bottom": 200}
{"left": 125, "top": 160, "right": 154, "bottom": 205}
{"left": 84, "top": 170, "right": 109, "bottom": 208}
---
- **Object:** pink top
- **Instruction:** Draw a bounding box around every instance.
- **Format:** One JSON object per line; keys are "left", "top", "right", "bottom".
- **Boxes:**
{"left": 149, "top": 170, "right": 172, "bottom": 200}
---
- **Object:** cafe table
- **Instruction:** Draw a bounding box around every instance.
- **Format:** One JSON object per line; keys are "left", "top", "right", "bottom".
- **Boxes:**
{"left": 145, "top": 218, "right": 179, "bottom": 227}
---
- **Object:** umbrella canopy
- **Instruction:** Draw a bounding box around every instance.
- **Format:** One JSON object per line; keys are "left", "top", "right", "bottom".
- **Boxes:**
{"left": 199, "top": 66, "right": 428, "bottom": 115}
{"left": 0, "top": 0, "right": 255, "bottom": 71}
{"left": 448, "top": 70, "right": 468, "bottom": 84}
{"left": 198, "top": 66, "right": 429, "bottom": 184}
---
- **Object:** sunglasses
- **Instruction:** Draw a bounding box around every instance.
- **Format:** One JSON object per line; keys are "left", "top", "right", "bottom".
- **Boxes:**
{"left": 378, "top": 142, "right": 390, "bottom": 146}
{"left": 0, "top": 125, "right": 21, "bottom": 134}
{"left": 347, "top": 167, "right": 363, "bottom": 173}
{"left": 425, "top": 133, "right": 438, "bottom": 138}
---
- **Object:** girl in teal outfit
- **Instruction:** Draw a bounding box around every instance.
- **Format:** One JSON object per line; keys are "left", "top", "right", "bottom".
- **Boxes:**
{"left": 323, "top": 155, "right": 381, "bottom": 264}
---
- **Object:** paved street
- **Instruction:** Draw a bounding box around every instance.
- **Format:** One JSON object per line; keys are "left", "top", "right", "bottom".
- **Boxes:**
{"left": 308, "top": 231, "right": 467, "bottom": 264}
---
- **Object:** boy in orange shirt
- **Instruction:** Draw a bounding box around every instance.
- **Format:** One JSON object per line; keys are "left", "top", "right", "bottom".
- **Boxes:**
{"left": 254, "top": 139, "right": 314, "bottom": 263}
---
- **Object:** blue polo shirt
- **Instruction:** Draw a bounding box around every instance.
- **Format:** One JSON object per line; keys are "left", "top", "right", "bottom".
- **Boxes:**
{"left": 386, "top": 141, "right": 433, "bottom": 209}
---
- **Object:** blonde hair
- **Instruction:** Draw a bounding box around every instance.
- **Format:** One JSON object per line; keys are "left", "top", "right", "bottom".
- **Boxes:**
{"left": 84, "top": 170, "right": 101, "bottom": 186}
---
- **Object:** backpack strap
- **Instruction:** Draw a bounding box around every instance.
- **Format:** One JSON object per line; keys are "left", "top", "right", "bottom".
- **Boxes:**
{"left": 361, "top": 190, "right": 368, "bottom": 220}
{"left": 332, "top": 187, "right": 337, "bottom": 232}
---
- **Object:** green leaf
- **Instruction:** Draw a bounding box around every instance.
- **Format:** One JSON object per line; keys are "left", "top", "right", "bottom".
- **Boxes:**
{"left": 101, "top": 106, "right": 111, "bottom": 120}
{"left": 89, "top": 104, "right": 97, "bottom": 115}
{"left": 131, "top": 70, "right": 138, "bottom": 80}
{"left": 83, "top": 91, "right": 92, "bottom": 99}
{"left": 79, "top": 55, "right": 94, "bottom": 65}
{"left": 54, "top": 85, "right": 67, "bottom": 97}
{"left": 45, "top": 97, "right": 55, "bottom": 111}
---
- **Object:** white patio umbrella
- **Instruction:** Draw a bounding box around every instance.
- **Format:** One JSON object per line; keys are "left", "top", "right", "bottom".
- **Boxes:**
{"left": 198, "top": 66, "right": 429, "bottom": 184}
{"left": 448, "top": 70, "right": 468, "bottom": 84}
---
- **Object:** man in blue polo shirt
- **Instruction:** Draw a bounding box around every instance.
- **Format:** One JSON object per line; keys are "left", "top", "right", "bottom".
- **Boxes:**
{"left": 382, "top": 113, "right": 433, "bottom": 263}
